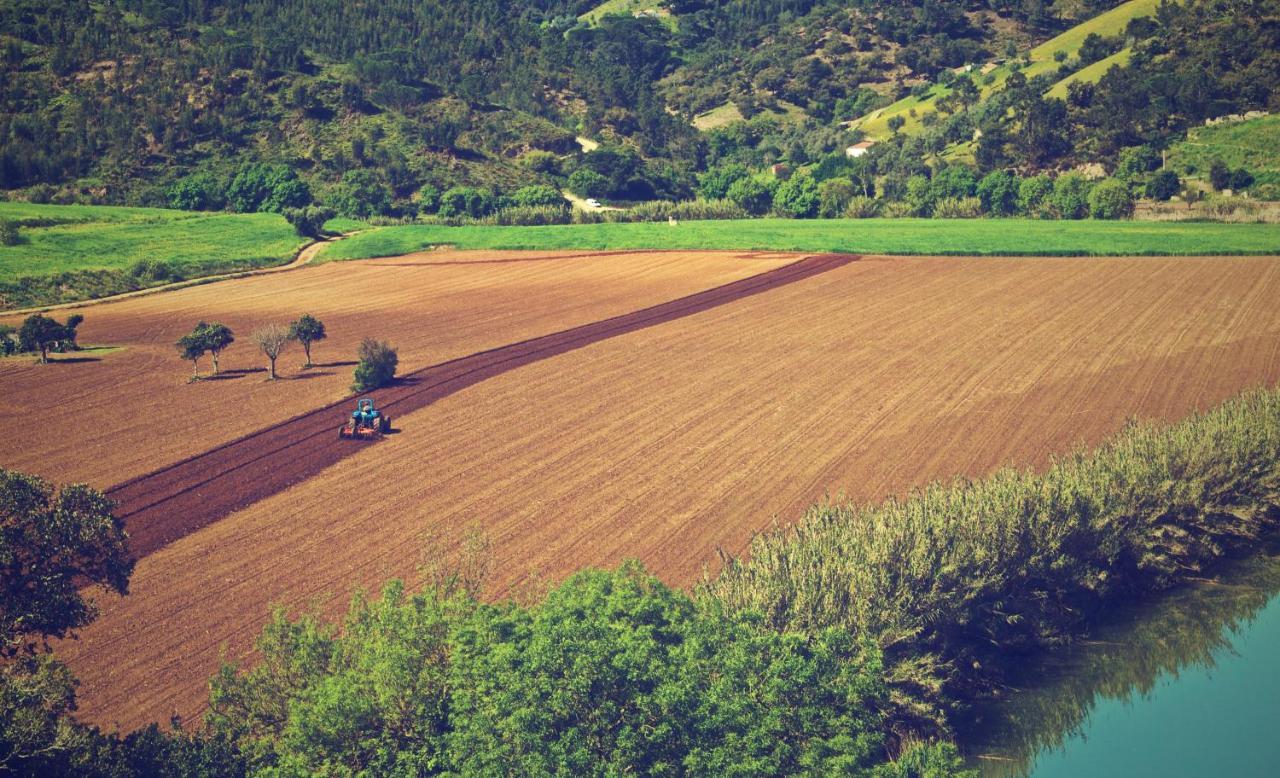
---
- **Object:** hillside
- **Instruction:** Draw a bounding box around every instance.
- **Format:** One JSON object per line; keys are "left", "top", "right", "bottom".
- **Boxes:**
{"left": 1167, "top": 114, "right": 1280, "bottom": 198}
{"left": 1, "top": 0, "right": 1277, "bottom": 217}
{"left": 849, "top": 0, "right": 1159, "bottom": 139}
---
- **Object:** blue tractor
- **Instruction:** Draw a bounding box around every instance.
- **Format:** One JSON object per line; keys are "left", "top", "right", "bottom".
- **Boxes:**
{"left": 340, "top": 397, "right": 392, "bottom": 439}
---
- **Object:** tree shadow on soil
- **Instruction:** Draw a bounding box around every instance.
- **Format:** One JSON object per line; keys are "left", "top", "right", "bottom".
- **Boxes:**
{"left": 289, "top": 371, "right": 332, "bottom": 381}
{"left": 313, "top": 360, "right": 357, "bottom": 368}
{"left": 48, "top": 356, "right": 102, "bottom": 364}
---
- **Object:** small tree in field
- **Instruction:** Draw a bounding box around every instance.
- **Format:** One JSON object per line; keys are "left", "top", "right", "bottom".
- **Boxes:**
{"left": 353, "top": 338, "right": 397, "bottom": 391}
{"left": 251, "top": 324, "right": 290, "bottom": 380}
{"left": 18, "top": 314, "right": 80, "bottom": 364}
{"left": 288, "top": 314, "right": 326, "bottom": 367}
{"left": 200, "top": 322, "right": 234, "bottom": 375}
{"left": 176, "top": 332, "right": 206, "bottom": 380}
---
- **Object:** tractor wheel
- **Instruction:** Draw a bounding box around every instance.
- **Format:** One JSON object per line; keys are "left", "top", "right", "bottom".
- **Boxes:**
{"left": 382, "top": 416, "right": 392, "bottom": 433}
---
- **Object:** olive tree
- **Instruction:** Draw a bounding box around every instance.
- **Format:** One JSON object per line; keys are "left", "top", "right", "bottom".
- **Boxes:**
{"left": 251, "top": 324, "right": 291, "bottom": 380}
{"left": 287, "top": 314, "right": 326, "bottom": 368}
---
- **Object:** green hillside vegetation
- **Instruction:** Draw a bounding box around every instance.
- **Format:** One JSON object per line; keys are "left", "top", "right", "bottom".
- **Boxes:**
{"left": 1167, "top": 114, "right": 1280, "bottom": 197}
{"left": 692, "top": 100, "right": 808, "bottom": 131}
{"left": 851, "top": 0, "right": 1159, "bottom": 139}
{"left": 321, "top": 219, "right": 1280, "bottom": 260}
{"left": 0, "top": 203, "right": 304, "bottom": 309}
{"left": 580, "top": 0, "right": 676, "bottom": 30}
{"left": 1044, "top": 47, "right": 1133, "bottom": 100}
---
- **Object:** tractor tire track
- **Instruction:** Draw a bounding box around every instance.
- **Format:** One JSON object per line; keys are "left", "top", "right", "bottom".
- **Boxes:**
{"left": 107, "top": 253, "right": 859, "bottom": 559}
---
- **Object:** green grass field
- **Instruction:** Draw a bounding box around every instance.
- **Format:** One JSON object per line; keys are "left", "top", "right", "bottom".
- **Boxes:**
{"left": 0, "top": 202, "right": 304, "bottom": 280}
{"left": 320, "top": 218, "right": 1280, "bottom": 260}
{"left": 0, "top": 202, "right": 307, "bottom": 309}
{"left": 579, "top": 0, "right": 675, "bottom": 29}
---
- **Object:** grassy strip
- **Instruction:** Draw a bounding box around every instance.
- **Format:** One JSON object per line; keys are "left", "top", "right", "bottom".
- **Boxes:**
{"left": 0, "top": 203, "right": 307, "bottom": 309}
{"left": 320, "top": 218, "right": 1280, "bottom": 259}
{"left": 702, "top": 386, "right": 1280, "bottom": 733}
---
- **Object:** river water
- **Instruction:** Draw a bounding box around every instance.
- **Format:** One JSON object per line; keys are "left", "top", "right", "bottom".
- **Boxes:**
{"left": 960, "top": 539, "right": 1280, "bottom": 777}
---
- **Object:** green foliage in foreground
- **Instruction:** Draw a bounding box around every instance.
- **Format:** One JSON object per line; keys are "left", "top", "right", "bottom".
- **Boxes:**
{"left": 703, "top": 387, "right": 1280, "bottom": 734}
{"left": 205, "top": 568, "right": 960, "bottom": 777}
{"left": 0, "top": 203, "right": 306, "bottom": 309}
{"left": 321, "top": 219, "right": 1280, "bottom": 261}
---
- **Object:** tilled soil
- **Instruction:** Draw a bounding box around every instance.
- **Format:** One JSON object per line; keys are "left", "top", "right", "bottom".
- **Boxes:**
{"left": 34, "top": 254, "right": 1280, "bottom": 733}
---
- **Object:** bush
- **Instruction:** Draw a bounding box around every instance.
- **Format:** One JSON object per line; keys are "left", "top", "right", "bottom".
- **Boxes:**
{"left": 817, "top": 178, "right": 856, "bottom": 218}
{"left": 0, "top": 221, "right": 18, "bottom": 246}
{"left": 696, "top": 163, "right": 750, "bottom": 201}
{"left": 166, "top": 173, "right": 226, "bottom": 211}
{"left": 618, "top": 199, "right": 747, "bottom": 223}
{"left": 844, "top": 196, "right": 881, "bottom": 218}
{"left": 1087, "top": 177, "right": 1135, "bottom": 219}
{"left": 1145, "top": 170, "right": 1181, "bottom": 201}
{"left": 282, "top": 206, "right": 336, "bottom": 238}
{"left": 773, "top": 172, "right": 820, "bottom": 218}
{"left": 932, "top": 196, "right": 984, "bottom": 218}
{"left": 417, "top": 184, "right": 441, "bottom": 214}
{"left": 1017, "top": 174, "right": 1054, "bottom": 217}
{"left": 905, "top": 174, "right": 934, "bottom": 216}
{"left": 353, "top": 338, "right": 398, "bottom": 392}
{"left": 438, "top": 187, "right": 496, "bottom": 219}
{"left": 510, "top": 185, "right": 566, "bottom": 209}
{"left": 1050, "top": 172, "right": 1093, "bottom": 219}
{"left": 491, "top": 205, "right": 573, "bottom": 226}
{"left": 929, "top": 166, "right": 977, "bottom": 201}
{"left": 976, "top": 170, "right": 1020, "bottom": 216}
{"left": 567, "top": 168, "right": 609, "bottom": 199}
{"left": 726, "top": 176, "right": 777, "bottom": 216}
{"left": 327, "top": 170, "right": 392, "bottom": 219}
{"left": 707, "top": 387, "right": 1280, "bottom": 732}
{"left": 227, "top": 164, "right": 310, "bottom": 213}
{"left": 127, "top": 258, "right": 179, "bottom": 283}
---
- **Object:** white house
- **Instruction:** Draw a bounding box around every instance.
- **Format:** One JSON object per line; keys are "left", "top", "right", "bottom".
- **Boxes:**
{"left": 845, "top": 141, "right": 875, "bottom": 158}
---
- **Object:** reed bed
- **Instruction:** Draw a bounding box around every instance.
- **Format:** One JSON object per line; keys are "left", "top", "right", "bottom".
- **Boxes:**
{"left": 702, "top": 387, "right": 1280, "bottom": 732}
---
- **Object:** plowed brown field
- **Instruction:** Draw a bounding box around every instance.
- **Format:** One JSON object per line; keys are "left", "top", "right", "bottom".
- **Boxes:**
{"left": 0, "top": 249, "right": 796, "bottom": 487}
{"left": 23, "top": 253, "right": 1280, "bottom": 733}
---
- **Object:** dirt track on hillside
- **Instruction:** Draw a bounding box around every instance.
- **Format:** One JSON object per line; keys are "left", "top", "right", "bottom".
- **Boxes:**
{"left": 109, "top": 253, "right": 855, "bottom": 558}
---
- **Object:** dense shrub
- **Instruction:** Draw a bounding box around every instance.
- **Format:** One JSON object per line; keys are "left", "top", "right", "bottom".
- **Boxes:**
{"left": 774, "top": 172, "right": 821, "bottom": 218}
{"left": 818, "top": 177, "right": 856, "bottom": 218}
{"left": 327, "top": 170, "right": 393, "bottom": 219}
{"left": 706, "top": 387, "right": 1280, "bottom": 732}
{"left": 976, "top": 170, "right": 1019, "bottom": 216}
{"left": 438, "top": 186, "right": 495, "bottom": 219}
{"left": 726, "top": 176, "right": 777, "bottom": 216}
{"left": 567, "top": 168, "right": 609, "bottom": 199}
{"left": 1017, "top": 174, "right": 1054, "bottom": 217}
{"left": 1050, "top": 172, "right": 1093, "bottom": 219}
{"left": 844, "top": 196, "right": 881, "bottom": 218}
{"left": 696, "top": 163, "right": 750, "bottom": 200}
{"left": 1087, "top": 177, "right": 1135, "bottom": 219}
{"left": 353, "top": 337, "right": 398, "bottom": 391}
{"left": 227, "top": 163, "right": 310, "bottom": 213}
{"left": 0, "top": 220, "right": 19, "bottom": 245}
{"left": 491, "top": 205, "right": 573, "bottom": 226}
{"left": 1145, "top": 169, "right": 1181, "bottom": 201}
{"left": 509, "top": 184, "right": 566, "bottom": 209}
{"left": 282, "top": 205, "right": 335, "bottom": 238}
{"left": 932, "top": 196, "right": 983, "bottom": 218}
{"left": 205, "top": 564, "right": 966, "bottom": 776}
{"left": 167, "top": 172, "right": 226, "bottom": 211}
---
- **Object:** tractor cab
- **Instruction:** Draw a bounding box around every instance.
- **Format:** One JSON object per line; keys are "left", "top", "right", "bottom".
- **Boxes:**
{"left": 340, "top": 397, "right": 392, "bottom": 439}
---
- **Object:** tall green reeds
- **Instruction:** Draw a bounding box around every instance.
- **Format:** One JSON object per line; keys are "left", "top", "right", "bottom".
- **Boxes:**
{"left": 702, "top": 387, "right": 1280, "bottom": 733}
